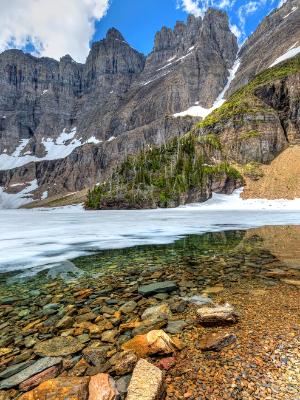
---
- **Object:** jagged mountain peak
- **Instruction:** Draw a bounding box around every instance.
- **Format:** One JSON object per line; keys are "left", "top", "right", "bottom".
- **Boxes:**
{"left": 0, "top": 3, "right": 299, "bottom": 208}
{"left": 106, "top": 27, "right": 126, "bottom": 42}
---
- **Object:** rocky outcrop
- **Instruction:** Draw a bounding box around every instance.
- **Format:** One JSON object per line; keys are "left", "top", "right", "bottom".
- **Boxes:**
{"left": 227, "top": 0, "right": 300, "bottom": 95}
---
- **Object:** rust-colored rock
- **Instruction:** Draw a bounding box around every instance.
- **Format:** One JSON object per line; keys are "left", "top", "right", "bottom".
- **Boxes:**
{"left": 18, "top": 377, "right": 89, "bottom": 399}
{"left": 199, "top": 332, "right": 237, "bottom": 352}
{"left": 88, "top": 373, "right": 119, "bottom": 400}
{"left": 19, "top": 365, "right": 60, "bottom": 391}
{"left": 122, "top": 330, "right": 180, "bottom": 358}
{"left": 156, "top": 357, "right": 176, "bottom": 371}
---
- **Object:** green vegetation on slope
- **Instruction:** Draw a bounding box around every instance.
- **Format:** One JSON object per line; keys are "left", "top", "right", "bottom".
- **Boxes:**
{"left": 86, "top": 134, "right": 241, "bottom": 209}
{"left": 197, "top": 54, "right": 300, "bottom": 128}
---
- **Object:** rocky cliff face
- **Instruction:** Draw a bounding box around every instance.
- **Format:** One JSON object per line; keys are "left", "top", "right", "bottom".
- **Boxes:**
{"left": 0, "top": 0, "right": 299, "bottom": 208}
{"left": 227, "top": 0, "right": 300, "bottom": 95}
{"left": 0, "top": 9, "right": 239, "bottom": 207}
{"left": 86, "top": 54, "right": 300, "bottom": 209}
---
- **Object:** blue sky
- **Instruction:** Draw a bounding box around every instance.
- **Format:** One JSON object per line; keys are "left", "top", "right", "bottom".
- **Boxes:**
{"left": 93, "top": 0, "right": 284, "bottom": 55}
{"left": 0, "top": 0, "right": 286, "bottom": 62}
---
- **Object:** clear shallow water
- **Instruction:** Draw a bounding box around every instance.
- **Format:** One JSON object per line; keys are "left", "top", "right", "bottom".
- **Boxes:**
{"left": 1, "top": 191, "right": 300, "bottom": 273}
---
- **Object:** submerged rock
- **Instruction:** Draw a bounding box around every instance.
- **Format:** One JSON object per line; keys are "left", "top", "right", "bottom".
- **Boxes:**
{"left": 0, "top": 360, "right": 34, "bottom": 380}
{"left": 138, "top": 282, "right": 178, "bottom": 296}
{"left": 126, "top": 359, "right": 164, "bottom": 400}
{"left": 0, "top": 357, "right": 62, "bottom": 389}
{"left": 33, "top": 336, "right": 85, "bottom": 357}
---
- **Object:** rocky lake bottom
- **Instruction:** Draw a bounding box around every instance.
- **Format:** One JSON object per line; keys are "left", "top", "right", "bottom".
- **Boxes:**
{"left": 0, "top": 222, "right": 300, "bottom": 399}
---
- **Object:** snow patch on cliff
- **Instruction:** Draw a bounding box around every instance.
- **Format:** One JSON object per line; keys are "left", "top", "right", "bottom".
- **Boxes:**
{"left": 269, "top": 42, "right": 300, "bottom": 67}
{"left": 174, "top": 58, "right": 240, "bottom": 118}
{"left": 0, "top": 128, "right": 103, "bottom": 171}
{"left": 0, "top": 179, "right": 38, "bottom": 209}
{"left": 283, "top": 6, "right": 298, "bottom": 19}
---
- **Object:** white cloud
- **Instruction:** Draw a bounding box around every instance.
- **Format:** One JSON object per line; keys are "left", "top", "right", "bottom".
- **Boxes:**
{"left": 237, "top": 0, "right": 269, "bottom": 38}
{"left": 177, "top": 0, "right": 235, "bottom": 18}
{"left": 278, "top": 0, "right": 287, "bottom": 7}
{"left": 0, "top": 0, "right": 110, "bottom": 63}
{"left": 230, "top": 24, "right": 242, "bottom": 39}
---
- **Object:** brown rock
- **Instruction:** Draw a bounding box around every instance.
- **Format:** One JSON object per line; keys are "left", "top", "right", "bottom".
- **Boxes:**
{"left": 76, "top": 313, "right": 98, "bottom": 323}
{"left": 199, "top": 332, "right": 237, "bottom": 352}
{"left": 109, "top": 351, "right": 138, "bottom": 375}
{"left": 156, "top": 357, "right": 176, "bottom": 371}
{"left": 122, "top": 330, "right": 180, "bottom": 358}
{"left": 55, "top": 316, "right": 74, "bottom": 330}
{"left": 72, "top": 358, "right": 90, "bottom": 377}
{"left": 126, "top": 359, "right": 164, "bottom": 400}
{"left": 19, "top": 365, "right": 60, "bottom": 391}
{"left": 281, "top": 279, "right": 300, "bottom": 286}
{"left": 83, "top": 346, "right": 110, "bottom": 367}
{"left": 34, "top": 336, "right": 85, "bottom": 357}
{"left": 197, "top": 304, "right": 239, "bottom": 326}
{"left": 119, "top": 321, "right": 141, "bottom": 333}
{"left": 18, "top": 376, "right": 90, "bottom": 399}
{"left": 88, "top": 373, "right": 119, "bottom": 400}
{"left": 141, "top": 304, "right": 171, "bottom": 321}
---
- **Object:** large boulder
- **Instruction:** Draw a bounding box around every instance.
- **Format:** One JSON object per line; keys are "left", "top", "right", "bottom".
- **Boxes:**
{"left": 126, "top": 359, "right": 164, "bottom": 400}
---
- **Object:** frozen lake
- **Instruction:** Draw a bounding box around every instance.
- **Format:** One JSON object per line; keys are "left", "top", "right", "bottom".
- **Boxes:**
{"left": 1, "top": 190, "right": 300, "bottom": 273}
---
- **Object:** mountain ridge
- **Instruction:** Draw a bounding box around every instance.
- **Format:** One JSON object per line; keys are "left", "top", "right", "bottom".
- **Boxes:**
{"left": 0, "top": 0, "right": 299, "bottom": 208}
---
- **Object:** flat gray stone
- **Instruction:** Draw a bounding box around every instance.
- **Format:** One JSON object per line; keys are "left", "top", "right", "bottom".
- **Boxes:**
{"left": 0, "top": 357, "right": 62, "bottom": 389}
{"left": 183, "top": 295, "right": 213, "bottom": 306}
{"left": 166, "top": 320, "right": 187, "bottom": 334}
{"left": 0, "top": 360, "right": 35, "bottom": 380}
{"left": 138, "top": 281, "right": 178, "bottom": 296}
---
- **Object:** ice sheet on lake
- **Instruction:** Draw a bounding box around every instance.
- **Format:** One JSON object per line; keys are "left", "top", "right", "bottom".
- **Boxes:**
{"left": 1, "top": 188, "right": 300, "bottom": 274}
